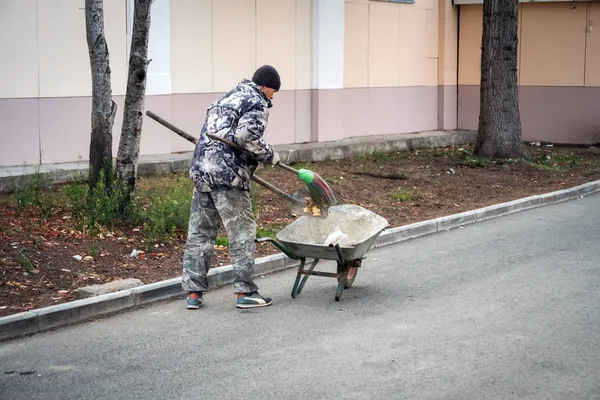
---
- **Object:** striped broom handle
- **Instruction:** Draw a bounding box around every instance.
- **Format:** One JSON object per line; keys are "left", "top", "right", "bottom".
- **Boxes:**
{"left": 204, "top": 133, "right": 300, "bottom": 176}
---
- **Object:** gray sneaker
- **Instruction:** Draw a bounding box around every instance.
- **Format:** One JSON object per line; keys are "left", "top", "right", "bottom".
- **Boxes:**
{"left": 187, "top": 292, "right": 204, "bottom": 309}
{"left": 236, "top": 292, "right": 272, "bottom": 309}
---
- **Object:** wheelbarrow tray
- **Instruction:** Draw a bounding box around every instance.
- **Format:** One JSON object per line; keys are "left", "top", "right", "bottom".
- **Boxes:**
{"left": 274, "top": 203, "right": 389, "bottom": 261}
{"left": 260, "top": 204, "right": 389, "bottom": 301}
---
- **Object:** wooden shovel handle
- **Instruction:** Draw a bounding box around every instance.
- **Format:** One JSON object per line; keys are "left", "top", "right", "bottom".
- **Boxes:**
{"left": 144, "top": 110, "right": 299, "bottom": 203}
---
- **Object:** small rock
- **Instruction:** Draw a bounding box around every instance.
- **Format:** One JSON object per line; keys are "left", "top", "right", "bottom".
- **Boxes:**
{"left": 73, "top": 255, "right": 83, "bottom": 261}
{"left": 74, "top": 278, "right": 145, "bottom": 299}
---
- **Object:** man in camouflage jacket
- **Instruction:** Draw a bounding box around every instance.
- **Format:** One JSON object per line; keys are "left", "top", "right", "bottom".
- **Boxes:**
{"left": 182, "top": 65, "right": 281, "bottom": 310}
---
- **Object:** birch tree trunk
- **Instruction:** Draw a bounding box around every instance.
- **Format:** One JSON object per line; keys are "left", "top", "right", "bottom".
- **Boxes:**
{"left": 85, "top": 0, "right": 117, "bottom": 190}
{"left": 115, "top": 0, "right": 152, "bottom": 201}
{"left": 474, "top": 0, "right": 529, "bottom": 159}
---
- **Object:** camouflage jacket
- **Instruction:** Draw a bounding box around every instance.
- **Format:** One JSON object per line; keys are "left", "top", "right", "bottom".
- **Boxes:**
{"left": 189, "top": 79, "right": 276, "bottom": 192}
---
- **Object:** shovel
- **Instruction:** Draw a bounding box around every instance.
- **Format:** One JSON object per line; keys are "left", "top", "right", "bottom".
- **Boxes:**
{"left": 145, "top": 110, "right": 311, "bottom": 214}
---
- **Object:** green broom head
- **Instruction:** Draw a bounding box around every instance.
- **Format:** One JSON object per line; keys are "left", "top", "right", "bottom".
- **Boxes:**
{"left": 298, "top": 169, "right": 315, "bottom": 184}
{"left": 297, "top": 168, "right": 339, "bottom": 207}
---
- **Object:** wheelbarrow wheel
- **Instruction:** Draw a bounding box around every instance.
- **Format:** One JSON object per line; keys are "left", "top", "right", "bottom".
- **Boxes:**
{"left": 337, "top": 260, "right": 360, "bottom": 289}
{"left": 342, "top": 266, "right": 358, "bottom": 288}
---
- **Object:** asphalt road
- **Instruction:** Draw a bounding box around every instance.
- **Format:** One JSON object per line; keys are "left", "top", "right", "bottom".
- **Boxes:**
{"left": 1, "top": 194, "right": 599, "bottom": 400}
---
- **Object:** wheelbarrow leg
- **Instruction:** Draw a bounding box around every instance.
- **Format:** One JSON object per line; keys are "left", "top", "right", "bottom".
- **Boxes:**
{"left": 335, "top": 262, "right": 348, "bottom": 302}
{"left": 291, "top": 258, "right": 306, "bottom": 298}
{"left": 291, "top": 258, "right": 320, "bottom": 298}
{"left": 333, "top": 244, "right": 347, "bottom": 302}
{"left": 296, "top": 258, "right": 319, "bottom": 297}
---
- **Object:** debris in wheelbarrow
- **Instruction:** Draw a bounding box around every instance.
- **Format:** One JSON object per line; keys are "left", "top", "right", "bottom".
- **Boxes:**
{"left": 256, "top": 204, "right": 389, "bottom": 301}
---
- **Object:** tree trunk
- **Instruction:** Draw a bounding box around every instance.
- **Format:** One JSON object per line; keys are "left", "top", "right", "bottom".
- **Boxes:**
{"left": 115, "top": 0, "right": 152, "bottom": 201}
{"left": 85, "top": 0, "right": 117, "bottom": 190}
{"left": 474, "top": 0, "right": 529, "bottom": 159}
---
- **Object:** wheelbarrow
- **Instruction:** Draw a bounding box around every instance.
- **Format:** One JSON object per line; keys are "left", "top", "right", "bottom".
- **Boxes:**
{"left": 256, "top": 204, "right": 389, "bottom": 301}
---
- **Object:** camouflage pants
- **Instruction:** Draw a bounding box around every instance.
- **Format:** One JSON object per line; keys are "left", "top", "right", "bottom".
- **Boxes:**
{"left": 181, "top": 188, "right": 259, "bottom": 294}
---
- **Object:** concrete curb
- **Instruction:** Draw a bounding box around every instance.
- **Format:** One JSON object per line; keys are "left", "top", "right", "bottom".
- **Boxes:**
{"left": 1, "top": 179, "right": 599, "bottom": 341}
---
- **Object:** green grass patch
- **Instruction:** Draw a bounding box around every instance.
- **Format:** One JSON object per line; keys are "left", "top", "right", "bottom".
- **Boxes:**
{"left": 18, "top": 248, "right": 34, "bottom": 273}
{"left": 392, "top": 189, "right": 421, "bottom": 202}
{"left": 138, "top": 177, "right": 193, "bottom": 245}
{"left": 13, "top": 171, "right": 57, "bottom": 218}
{"left": 256, "top": 226, "right": 278, "bottom": 239}
{"left": 8, "top": 170, "right": 287, "bottom": 250}
{"left": 460, "top": 150, "right": 488, "bottom": 168}
{"left": 215, "top": 235, "right": 229, "bottom": 247}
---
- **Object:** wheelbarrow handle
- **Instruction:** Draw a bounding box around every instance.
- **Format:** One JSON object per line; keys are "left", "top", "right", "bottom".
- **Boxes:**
{"left": 255, "top": 237, "right": 300, "bottom": 260}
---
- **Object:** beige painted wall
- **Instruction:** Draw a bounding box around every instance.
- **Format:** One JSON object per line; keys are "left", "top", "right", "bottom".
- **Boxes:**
{"left": 1, "top": 0, "right": 309, "bottom": 99}
{"left": 0, "top": 0, "right": 39, "bottom": 99}
{"left": 0, "top": 0, "right": 127, "bottom": 99}
{"left": 169, "top": 0, "right": 213, "bottom": 94}
{"left": 458, "top": 2, "right": 598, "bottom": 88}
{"left": 294, "top": 0, "right": 312, "bottom": 91}
{"left": 170, "top": 0, "right": 311, "bottom": 94}
{"left": 586, "top": 2, "right": 600, "bottom": 86}
{"left": 520, "top": 2, "right": 586, "bottom": 86}
{"left": 457, "top": 5, "right": 481, "bottom": 86}
{"left": 344, "top": 1, "right": 369, "bottom": 88}
{"left": 212, "top": 0, "right": 256, "bottom": 92}
{"left": 343, "top": 0, "right": 439, "bottom": 88}
{"left": 438, "top": 0, "right": 458, "bottom": 86}
{"left": 38, "top": 0, "right": 127, "bottom": 97}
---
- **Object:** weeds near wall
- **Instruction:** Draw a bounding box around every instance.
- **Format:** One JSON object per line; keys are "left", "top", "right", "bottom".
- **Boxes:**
{"left": 9, "top": 171, "right": 277, "bottom": 251}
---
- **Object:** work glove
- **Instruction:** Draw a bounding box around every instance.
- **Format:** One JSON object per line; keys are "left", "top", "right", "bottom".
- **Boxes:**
{"left": 271, "top": 152, "right": 281, "bottom": 166}
{"left": 248, "top": 160, "right": 259, "bottom": 177}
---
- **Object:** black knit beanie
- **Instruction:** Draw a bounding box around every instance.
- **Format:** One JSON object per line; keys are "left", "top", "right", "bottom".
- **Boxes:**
{"left": 252, "top": 65, "right": 281, "bottom": 91}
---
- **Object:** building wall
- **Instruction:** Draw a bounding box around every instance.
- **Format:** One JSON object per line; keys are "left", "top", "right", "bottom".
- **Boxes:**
{"left": 2, "top": 1, "right": 597, "bottom": 168}
{"left": 168, "top": 0, "right": 314, "bottom": 153}
{"left": 342, "top": 0, "right": 446, "bottom": 137}
{"left": 1, "top": 0, "right": 458, "bottom": 168}
{"left": 0, "top": 0, "right": 129, "bottom": 166}
{"left": 0, "top": 0, "right": 313, "bottom": 166}
{"left": 458, "top": 2, "right": 600, "bottom": 144}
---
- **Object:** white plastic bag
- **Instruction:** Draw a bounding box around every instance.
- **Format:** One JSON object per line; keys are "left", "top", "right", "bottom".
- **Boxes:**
{"left": 324, "top": 229, "right": 352, "bottom": 246}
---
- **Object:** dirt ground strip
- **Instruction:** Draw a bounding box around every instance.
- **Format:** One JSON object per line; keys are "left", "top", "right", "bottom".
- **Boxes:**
{"left": 1, "top": 143, "right": 599, "bottom": 317}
